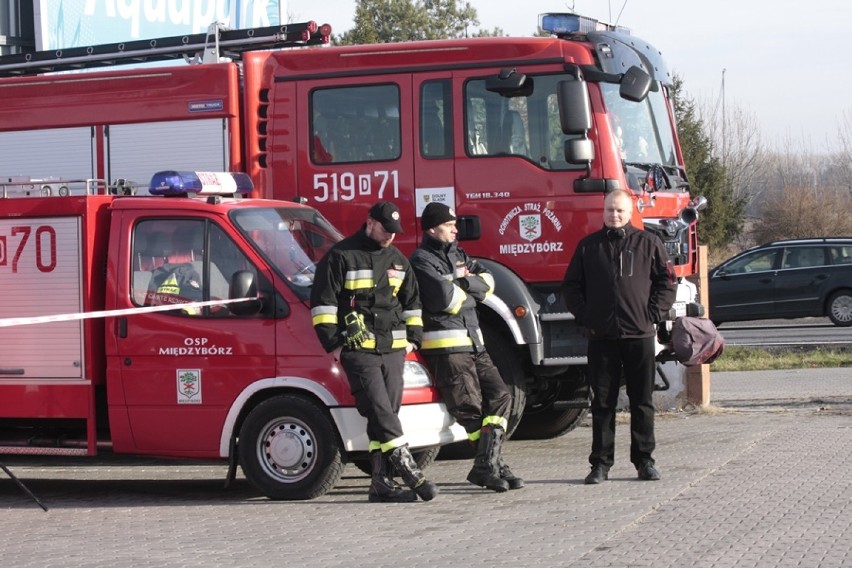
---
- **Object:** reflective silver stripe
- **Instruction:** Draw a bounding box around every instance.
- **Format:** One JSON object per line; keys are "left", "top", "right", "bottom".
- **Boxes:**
{"left": 344, "top": 269, "right": 374, "bottom": 290}
{"left": 311, "top": 305, "right": 338, "bottom": 325}
{"left": 479, "top": 272, "right": 495, "bottom": 294}
{"left": 311, "top": 306, "right": 337, "bottom": 317}
{"left": 422, "top": 328, "right": 473, "bottom": 349}
{"left": 400, "top": 309, "right": 422, "bottom": 321}
{"left": 387, "top": 269, "right": 406, "bottom": 280}
{"left": 446, "top": 286, "right": 466, "bottom": 314}
{"left": 392, "top": 329, "right": 408, "bottom": 340}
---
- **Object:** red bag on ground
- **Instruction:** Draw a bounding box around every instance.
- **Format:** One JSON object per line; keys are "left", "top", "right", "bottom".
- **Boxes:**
{"left": 671, "top": 317, "right": 725, "bottom": 366}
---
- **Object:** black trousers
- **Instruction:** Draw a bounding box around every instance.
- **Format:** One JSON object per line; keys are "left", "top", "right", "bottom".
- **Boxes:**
{"left": 587, "top": 336, "right": 656, "bottom": 469}
{"left": 424, "top": 350, "right": 511, "bottom": 434}
{"left": 340, "top": 349, "right": 405, "bottom": 444}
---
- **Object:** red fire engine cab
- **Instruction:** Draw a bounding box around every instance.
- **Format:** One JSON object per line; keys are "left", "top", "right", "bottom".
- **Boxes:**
{"left": 0, "top": 13, "right": 705, "bottom": 439}
{"left": 0, "top": 171, "right": 465, "bottom": 499}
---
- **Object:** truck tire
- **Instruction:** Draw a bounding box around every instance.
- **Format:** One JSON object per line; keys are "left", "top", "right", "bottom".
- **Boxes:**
{"left": 239, "top": 394, "right": 344, "bottom": 500}
{"left": 827, "top": 290, "right": 852, "bottom": 327}
{"left": 350, "top": 445, "right": 440, "bottom": 476}
{"left": 511, "top": 374, "right": 590, "bottom": 440}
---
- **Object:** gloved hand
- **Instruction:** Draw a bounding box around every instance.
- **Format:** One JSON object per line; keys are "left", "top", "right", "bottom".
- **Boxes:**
{"left": 343, "top": 311, "right": 368, "bottom": 349}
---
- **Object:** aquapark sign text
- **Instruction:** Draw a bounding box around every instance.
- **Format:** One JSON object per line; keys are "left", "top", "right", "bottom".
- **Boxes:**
{"left": 40, "top": 0, "right": 282, "bottom": 49}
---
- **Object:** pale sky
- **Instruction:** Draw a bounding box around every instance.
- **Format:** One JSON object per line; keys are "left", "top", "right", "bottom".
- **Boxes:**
{"left": 283, "top": 0, "right": 852, "bottom": 153}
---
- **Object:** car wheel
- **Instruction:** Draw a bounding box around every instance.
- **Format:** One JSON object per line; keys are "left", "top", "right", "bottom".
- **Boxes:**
{"left": 239, "top": 395, "right": 344, "bottom": 500}
{"left": 827, "top": 290, "right": 852, "bottom": 327}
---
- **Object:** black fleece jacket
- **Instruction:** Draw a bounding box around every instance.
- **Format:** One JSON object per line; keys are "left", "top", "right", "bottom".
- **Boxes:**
{"left": 562, "top": 224, "right": 676, "bottom": 340}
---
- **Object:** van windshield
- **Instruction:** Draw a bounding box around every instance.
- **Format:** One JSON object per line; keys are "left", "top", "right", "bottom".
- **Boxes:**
{"left": 231, "top": 206, "right": 342, "bottom": 298}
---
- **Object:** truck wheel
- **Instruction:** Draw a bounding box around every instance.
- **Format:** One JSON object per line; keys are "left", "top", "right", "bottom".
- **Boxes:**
{"left": 482, "top": 325, "right": 527, "bottom": 438}
{"left": 827, "top": 290, "right": 852, "bottom": 327}
{"left": 350, "top": 445, "right": 440, "bottom": 475}
{"left": 239, "top": 395, "right": 344, "bottom": 500}
{"left": 511, "top": 375, "right": 590, "bottom": 440}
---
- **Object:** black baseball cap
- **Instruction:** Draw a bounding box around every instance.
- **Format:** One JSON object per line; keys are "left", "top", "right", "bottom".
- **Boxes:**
{"left": 369, "top": 201, "right": 404, "bottom": 233}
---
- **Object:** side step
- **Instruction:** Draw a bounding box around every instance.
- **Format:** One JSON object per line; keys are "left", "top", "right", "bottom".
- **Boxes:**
{"left": 0, "top": 446, "right": 89, "bottom": 456}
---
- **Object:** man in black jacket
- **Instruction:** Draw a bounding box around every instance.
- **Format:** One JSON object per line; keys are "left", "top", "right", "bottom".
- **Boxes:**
{"left": 311, "top": 201, "right": 437, "bottom": 502}
{"left": 410, "top": 202, "right": 523, "bottom": 493}
{"left": 563, "top": 189, "right": 675, "bottom": 484}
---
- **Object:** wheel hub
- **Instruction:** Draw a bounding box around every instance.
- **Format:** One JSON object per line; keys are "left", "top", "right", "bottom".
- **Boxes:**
{"left": 264, "top": 422, "right": 314, "bottom": 475}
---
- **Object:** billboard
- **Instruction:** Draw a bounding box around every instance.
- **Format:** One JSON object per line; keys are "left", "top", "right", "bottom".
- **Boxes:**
{"left": 35, "top": 0, "right": 284, "bottom": 50}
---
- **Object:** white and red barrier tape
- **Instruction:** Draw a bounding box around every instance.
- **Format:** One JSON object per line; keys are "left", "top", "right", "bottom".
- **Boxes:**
{"left": 0, "top": 298, "right": 254, "bottom": 328}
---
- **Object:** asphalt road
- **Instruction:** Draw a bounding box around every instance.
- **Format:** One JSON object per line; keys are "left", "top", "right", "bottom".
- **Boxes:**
{"left": 717, "top": 317, "right": 852, "bottom": 346}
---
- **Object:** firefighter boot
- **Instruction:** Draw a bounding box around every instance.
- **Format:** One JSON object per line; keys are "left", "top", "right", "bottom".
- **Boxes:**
{"left": 387, "top": 445, "right": 439, "bottom": 501}
{"left": 368, "top": 450, "right": 416, "bottom": 503}
{"left": 497, "top": 455, "right": 525, "bottom": 490}
{"left": 466, "top": 425, "right": 510, "bottom": 492}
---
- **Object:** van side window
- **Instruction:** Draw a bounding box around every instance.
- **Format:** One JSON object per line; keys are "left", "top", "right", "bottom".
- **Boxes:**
{"left": 131, "top": 219, "right": 264, "bottom": 318}
{"left": 420, "top": 80, "right": 453, "bottom": 159}
{"left": 311, "top": 84, "right": 401, "bottom": 164}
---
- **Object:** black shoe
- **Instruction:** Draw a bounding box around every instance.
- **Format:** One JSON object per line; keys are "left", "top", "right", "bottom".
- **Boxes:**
{"left": 637, "top": 462, "right": 661, "bottom": 481}
{"left": 584, "top": 465, "right": 609, "bottom": 485}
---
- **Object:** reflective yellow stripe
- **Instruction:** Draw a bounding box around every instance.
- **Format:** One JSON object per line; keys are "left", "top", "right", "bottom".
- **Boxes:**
{"left": 468, "top": 429, "right": 481, "bottom": 442}
{"left": 380, "top": 436, "right": 407, "bottom": 453}
{"left": 405, "top": 315, "right": 423, "bottom": 327}
{"left": 388, "top": 276, "right": 402, "bottom": 296}
{"left": 312, "top": 313, "right": 337, "bottom": 326}
{"left": 369, "top": 441, "right": 382, "bottom": 452}
{"left": 391, "top": 338, "right": 408, "bottom": 349}
{"left": 482, "top": 415, "right": 507, "bottom": 430}
{"left": 344, "top": 279, "right": 374, "bottom": 290}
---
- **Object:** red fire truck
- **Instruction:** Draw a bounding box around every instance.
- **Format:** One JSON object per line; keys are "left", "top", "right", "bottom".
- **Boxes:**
{"left": 0, "top": 171, "right": 465, "bottom": 500}
{"left": 0, "top": 14, "right": 705, "bottom": 439}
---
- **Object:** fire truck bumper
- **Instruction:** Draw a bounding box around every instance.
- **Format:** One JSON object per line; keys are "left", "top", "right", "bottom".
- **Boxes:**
{"left": 331, "top": 403, "right": 468, "bottom": 452}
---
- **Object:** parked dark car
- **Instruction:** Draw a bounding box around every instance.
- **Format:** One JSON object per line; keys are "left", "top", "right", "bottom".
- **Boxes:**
{"left": 709, "top": 238, "right": 852, "bottom": 327}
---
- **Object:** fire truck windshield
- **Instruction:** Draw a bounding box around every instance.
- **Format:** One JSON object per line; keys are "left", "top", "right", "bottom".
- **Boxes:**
{"left": 231, "top": 206, "right": 342, "bottom": 298}
{"left": 601, "top": 83, "right": 679, "bottom": 169}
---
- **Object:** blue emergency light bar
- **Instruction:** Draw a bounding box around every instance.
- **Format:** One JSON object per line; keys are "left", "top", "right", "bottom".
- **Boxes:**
{"left": 538, "top": 12, "right": 628, "bottom": 35}
{"left": 148, "top": 171, "right": 254, "bottom": 196}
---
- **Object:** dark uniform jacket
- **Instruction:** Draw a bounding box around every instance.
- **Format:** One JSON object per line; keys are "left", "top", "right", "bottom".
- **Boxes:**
{"left": 410, "top": 235, "right": 494, "bottom": 354}
{"left": 310, "top": 227, "right": 422, "bottom": 353}
{"left": 562, "top": 224, "right": 675, "bottom": 340}
{"left": 145, "top": 263, "right": 202, "bottom": 306}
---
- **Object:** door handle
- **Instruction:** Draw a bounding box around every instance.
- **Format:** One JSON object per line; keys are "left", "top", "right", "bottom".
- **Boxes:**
{"left": 118, "top": 316, "right": 127, "bottom": 338}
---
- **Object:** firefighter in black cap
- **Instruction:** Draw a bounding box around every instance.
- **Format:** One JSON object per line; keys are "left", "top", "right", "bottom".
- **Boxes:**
{"left": 410, "top": 201, "right": 524, "bottom": 492}
{"left": 311, "top": 201, "right": 438, "bottom": 502}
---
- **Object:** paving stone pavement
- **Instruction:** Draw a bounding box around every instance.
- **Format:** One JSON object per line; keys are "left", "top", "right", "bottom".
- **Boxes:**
{"left": 1, "top": 368, "right": 850, "bottom": 567}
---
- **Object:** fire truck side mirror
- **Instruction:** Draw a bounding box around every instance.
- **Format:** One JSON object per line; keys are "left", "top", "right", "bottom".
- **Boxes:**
{"left": 564, "top": 138, "right": 594, "bottom": 165}
{"left": 619, "top": 65, "right": 652, "bottom": 103}
{"left": 229, "top": 270, "right": 263, "bottom": 316}
{"left": 556, "top": 79, "right": 592, "bottom": 135}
